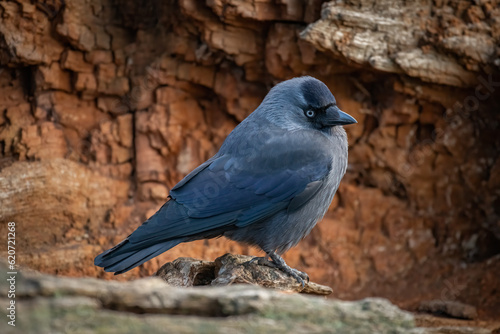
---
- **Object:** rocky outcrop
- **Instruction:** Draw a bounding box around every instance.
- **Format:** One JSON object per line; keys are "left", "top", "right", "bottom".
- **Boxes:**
{"left": 1, "top": 261, "right": 496, "bottom": 334}
{"left": 155, "top": 253, "right": 334, "bottom": 295}
{"left": 301, "top": 1, "right": 499, "bottom": 87}
{"left": 0, "top": 159, "right": 128, "bottom": 274}
{"left": 0, "top": 0, "right": 499, "bottom": 320}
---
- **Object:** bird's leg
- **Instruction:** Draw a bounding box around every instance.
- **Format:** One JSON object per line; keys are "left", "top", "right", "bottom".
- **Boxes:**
{"left": 267, "top": 251, "right": 309, "bottom": 288}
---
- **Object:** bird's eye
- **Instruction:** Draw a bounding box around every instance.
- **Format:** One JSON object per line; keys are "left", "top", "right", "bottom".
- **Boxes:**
{"left": 305, "top": 110, "right": 315, "bottom": 118}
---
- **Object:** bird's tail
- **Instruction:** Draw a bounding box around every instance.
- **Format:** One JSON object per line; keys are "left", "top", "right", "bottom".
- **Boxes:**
{"left": 94, "top": 201, "right": 187, "bottom": 274}
{"left": 94, "top": 238, "right": 182, "bottom": 274}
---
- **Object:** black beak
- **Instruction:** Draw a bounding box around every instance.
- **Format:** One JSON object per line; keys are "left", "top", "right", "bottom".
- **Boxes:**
{"left": 323, "top": 105, "right": 357, "bottom": 126}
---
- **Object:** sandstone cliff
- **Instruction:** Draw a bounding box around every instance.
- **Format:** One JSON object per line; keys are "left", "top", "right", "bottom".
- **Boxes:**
{"left": 0, "top": 0, "right": 499, "bottom": 320}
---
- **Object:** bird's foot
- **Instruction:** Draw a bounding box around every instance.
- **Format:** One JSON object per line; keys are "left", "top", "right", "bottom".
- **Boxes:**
{"left": 247, "top": 256, "right": 277, "bottom": 268}
{"left": 267, "top": 251, "right": 309, "bottom": 288}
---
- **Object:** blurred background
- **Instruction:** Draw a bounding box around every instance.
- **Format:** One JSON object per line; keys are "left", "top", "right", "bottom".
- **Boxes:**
{"left": 0, "top": 0, "right": 499, "bottom": 320}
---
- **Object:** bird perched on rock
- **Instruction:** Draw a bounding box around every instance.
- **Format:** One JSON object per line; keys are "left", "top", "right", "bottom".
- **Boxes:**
{"left": 95, "top": 76, "right": 357, "bottom": 286}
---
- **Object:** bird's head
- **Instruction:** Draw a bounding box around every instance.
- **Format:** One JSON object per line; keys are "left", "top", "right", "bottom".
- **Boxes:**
{"left": 259, "top": 76, "right": 357, "bottom": 131}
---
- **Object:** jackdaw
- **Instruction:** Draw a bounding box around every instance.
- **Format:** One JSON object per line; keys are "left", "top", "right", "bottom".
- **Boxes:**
{"left": 95, "top": 76, "right": 357, "bottom": 286}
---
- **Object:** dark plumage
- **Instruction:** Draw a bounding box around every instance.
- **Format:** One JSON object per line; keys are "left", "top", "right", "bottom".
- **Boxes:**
{"left": 95, "top": 76, "right": 357, "bottom": 285}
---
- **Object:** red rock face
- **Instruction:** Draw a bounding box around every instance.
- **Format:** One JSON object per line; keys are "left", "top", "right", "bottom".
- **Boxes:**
{"left": 0, "top": 0, "right": 499, "bottom": 319}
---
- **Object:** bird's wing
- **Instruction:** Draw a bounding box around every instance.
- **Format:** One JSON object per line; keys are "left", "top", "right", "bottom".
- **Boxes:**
{"left": 129, "top": 130, "right": 334, "bottom": 243}
{"left": 170, "top": 156, "right": 218, "bottom": 191}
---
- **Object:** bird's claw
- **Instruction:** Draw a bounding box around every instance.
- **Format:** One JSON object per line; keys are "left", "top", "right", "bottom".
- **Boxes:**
{"left": 265, "top": 251, "right": 309, "bottom": 289}
{"left": 247, "top": 253, "right": 310, "bottom": 288}
{"left": 291, "top": 268, "right": 309, "bottom": 283}
{"left": 282, "top": 267, "right": 309, "bottom": 288}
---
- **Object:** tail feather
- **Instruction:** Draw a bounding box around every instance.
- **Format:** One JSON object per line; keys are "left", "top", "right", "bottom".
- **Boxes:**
{"left": 94, "top": 239, "right": 183, "bottom": 274}
{"left": 94, "top": 197, "right": 238, "bottom": 274}
{"left": 94, "top": 200, "right": 187, "bottom": 274}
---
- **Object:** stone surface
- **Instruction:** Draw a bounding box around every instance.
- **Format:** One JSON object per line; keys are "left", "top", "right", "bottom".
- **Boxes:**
{"left": 300, "top": 1, "right": 499, "bottom": 87}
{"left": 418, "top": 300, "right": 478, "bottom": 320}
{"left": 155, "top": 253, "right": 334, "bottom": 295}
{"left": 0, "top": 0, "right": 499, "bottom": 323}
{"left": 1, "top": 261, "right": 496, "bottom": 334}
{"left": 0, "top": 159, "right": 129, "bottom": 274}
{"left": 35, "top": 63, "right": 72, "bottom": 91}
{"left": 0, "top": 261, "right": 416, "bottom": 333}
{"left": 415, "top": 314, "right": 498, "bottom": 334}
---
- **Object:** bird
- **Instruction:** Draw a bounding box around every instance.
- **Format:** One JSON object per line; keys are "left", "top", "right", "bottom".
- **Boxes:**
{"left": 94, "top": 76, "right": 357, "bottom": 286}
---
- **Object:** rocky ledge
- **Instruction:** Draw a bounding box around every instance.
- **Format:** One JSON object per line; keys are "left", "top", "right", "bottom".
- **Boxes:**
{"left": 0, "top": 256, "right": 494, "bottom": 334}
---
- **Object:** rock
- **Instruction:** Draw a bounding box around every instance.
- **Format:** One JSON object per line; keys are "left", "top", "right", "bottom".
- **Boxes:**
{"left": 61, "top": 50, "right": 93, "bottom": 73}
{"left": 394, "top": 49, "right": 477, "bottom": 87}
{"left": 155, "top": 253, "right": 333, "bottom": 295}
{"left": 55, "top": 0, "right": 97, "bottom": 51}
{"left": 19, "top": 122, "right": 68, "bottom": 159}
{"left": 0, "top": 103, "right": 35, "bottom": 154}
{"left": 206, "top": 0, "right": 312, "bottom": 22}
{"left": 97, "top": 63, "right": 130, "bottom": 95}
{"left": 35, "top": 63, "right": 72, "bottom": 92}
{"left": 300, "top": 1, "right": 494, "bottom": 87}
{"left": 414, "top": 314, "right": 495, "bottom": 334}
{"left": 0, "top": 261, "right": 418, "bottom": 333}
{"left": 85, "top": 50, "right": 113, "bottom": 64}
{"left": 0, "top": 159, "right": 129, "bottom": 274}
{"left": 74, "top": 72, "right": 97, "bottom": 92}
{"left": 418, "top": 300, "right": 478, "bottom": 320}
{"left": 0, "top": 1, "right": 64, "bottom": 65}
{"left": 414, "top": 327, "right": 492, "bottom": 334}
{"left": 37, "top": 91, "right": 110, "bottom": 140}
{"left": 2, "top": 261, "right": 495, "bottom": 334}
